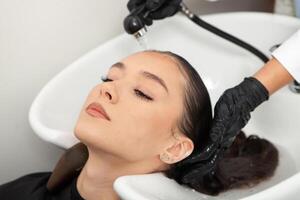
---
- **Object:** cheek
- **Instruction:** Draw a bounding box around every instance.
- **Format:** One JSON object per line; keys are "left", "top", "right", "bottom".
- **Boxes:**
{"left": 120, "top": 106, "right": 175, "bottom": 157}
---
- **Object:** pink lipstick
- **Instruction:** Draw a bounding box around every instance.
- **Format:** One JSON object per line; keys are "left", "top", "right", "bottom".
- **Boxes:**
{"left": 85, "top": 102, "right": 110, "bottom": 121}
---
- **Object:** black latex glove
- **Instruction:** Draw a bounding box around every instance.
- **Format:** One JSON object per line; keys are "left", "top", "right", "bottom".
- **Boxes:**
{"left": 180, "top": 77, "right": 269, "bottom": 182}
{"left": 127, "top": 0, "right": 182, "bottom": 25}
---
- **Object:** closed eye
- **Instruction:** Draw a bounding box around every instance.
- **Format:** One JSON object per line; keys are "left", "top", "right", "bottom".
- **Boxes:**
{"left": 101, "top": 76, "right": 153, "bottom": 101}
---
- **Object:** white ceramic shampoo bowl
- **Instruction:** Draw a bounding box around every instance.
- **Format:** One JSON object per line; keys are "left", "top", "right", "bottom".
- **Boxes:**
{"left": 29, "top": 12, "right": 300, "bottom": 200}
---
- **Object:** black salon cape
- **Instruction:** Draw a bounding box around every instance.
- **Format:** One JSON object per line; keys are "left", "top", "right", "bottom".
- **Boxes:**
{"left": 0, "top": 172, "right": 84, "bottom": 200}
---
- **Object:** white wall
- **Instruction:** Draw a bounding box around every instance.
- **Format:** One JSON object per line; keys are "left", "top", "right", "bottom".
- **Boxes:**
{"left": 0, "top": 0, "right": 274, "bottom": 184}
{"left": 0, "top": 0, "right": 129, "bottom": 184}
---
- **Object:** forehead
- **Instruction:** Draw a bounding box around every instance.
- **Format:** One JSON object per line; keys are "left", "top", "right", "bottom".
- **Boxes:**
{"left": 118, "top": 51, "right": 187, "bottom": 94}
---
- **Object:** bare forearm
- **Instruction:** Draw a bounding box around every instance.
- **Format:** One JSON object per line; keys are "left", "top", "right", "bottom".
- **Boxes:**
{"left": 253, "top": 57, "right": 294, "bottom": 95}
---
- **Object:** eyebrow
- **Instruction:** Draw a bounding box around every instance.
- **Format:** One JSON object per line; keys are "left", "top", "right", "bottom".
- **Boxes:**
{"left": 110, "top": 62, "right": 169, "bottom": 94}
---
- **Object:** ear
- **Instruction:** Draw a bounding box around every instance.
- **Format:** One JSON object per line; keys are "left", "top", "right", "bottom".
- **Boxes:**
{"left": 159, "top": 133, "right": 194, "bottom": 164}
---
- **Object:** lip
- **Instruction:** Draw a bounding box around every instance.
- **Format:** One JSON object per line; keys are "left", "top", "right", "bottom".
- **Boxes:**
{"left": 85, "top": 102, "right": 110, "bottom": 121}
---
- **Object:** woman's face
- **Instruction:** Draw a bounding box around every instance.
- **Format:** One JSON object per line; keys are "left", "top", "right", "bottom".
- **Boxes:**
{"left": 74, "top": 51, "right": 188, "bottom": 164}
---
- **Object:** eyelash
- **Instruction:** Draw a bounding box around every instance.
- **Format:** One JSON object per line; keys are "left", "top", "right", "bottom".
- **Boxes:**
{"left": 100, "top": 76, "right": 153, "bottom": 101}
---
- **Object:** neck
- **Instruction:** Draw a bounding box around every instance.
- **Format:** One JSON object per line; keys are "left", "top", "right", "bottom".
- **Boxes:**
{"left": 76, "top": 147, "right": 163, "bottom": 200}
{"left": 77, "top": 167, "right": 119, "bottom": 200}
{"left": 76, "top": 149, "right": 124, "bottom": 200}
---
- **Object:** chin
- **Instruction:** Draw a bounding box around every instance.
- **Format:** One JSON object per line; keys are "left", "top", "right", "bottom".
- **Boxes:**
{"left": 74, "top": 114, "right": 93, "bottom": 141}
{"left": 74, "top": 117, "right": 108, "bottom": 148}
{"left": 73, "top": 121, "right": 85, "bottom": 142}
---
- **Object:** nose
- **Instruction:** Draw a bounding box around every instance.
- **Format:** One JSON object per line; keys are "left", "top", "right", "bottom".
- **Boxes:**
{"left": 99, "top": 82, "right": 118, "bottom": 104}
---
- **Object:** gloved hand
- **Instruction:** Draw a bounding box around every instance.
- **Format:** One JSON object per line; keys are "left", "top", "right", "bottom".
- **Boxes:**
{"left": 127, "top": 0, "right": 182, "bottom": 25}
{"left": 180, "top": 77, "right": 269, "bottom": 181}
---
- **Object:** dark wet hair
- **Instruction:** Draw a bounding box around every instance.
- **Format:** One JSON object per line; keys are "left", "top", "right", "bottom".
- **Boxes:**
{"left": 147, "top": 50, "right": 279, "bottom": 195}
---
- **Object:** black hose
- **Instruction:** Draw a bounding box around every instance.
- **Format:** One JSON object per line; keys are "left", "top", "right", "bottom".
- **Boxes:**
{"left": 187, "top": 14, "right": 300, "bottom": 95}
{"left": 185, "top": 13, "right": 269, "bottom": 63}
